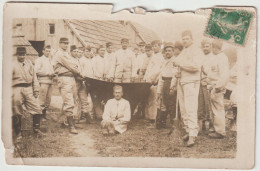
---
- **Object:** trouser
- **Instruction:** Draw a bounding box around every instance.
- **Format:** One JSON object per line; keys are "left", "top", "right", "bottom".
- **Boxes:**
{"left": 197, "top": 84, "right": 210, "bottom": 122}
{"left": 101, "top": 120, "right": 128, "bottom": 134}
{"left": 178, "top": 82, "right": 200, "bottom": 137}
{"left": 145, "top": 86, "right": 158, "bottom": 120}
{"left": 210, "top": 89, "right": 226, "bottom": 136}
{"left": 57, "top": 76, "right": 76, "bottom": 117}
{"left": 156, "top": 79, "right": 176, "bottom": 126}
{"left": 39, "top": 83, "right": 52, "bottom": 118}
{"left": 75, "top": 80, "right": 89, "bottom": 119}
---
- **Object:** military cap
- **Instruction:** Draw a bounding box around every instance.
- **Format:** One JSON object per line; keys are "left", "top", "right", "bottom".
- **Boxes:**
{"left": 97, "top": 45, "right": 106, "bottom": 51}
{"left": 16, "top": 47, "right": 26, "bottom": 55}
{"left": 106, "top": 42, "right": 113, "bottom": 48}
{"left": 182, "top": 30, "right": 193, "bottom": 38}
{"left": 121, "top": 38, "right": 129, "bottom": 43}
{"left": 145, "top": 44, "right": 153, "bottom": 50}
{"left": 174, "top": 41, "right": 183, "bottom": 51}
{"left": 85, "top": 45, "right": 91, "bottom": 51}
{"left": 201, "top": 39, "right": 211, "bottom": 46}
{"left": 70, "top": 45, "right": 78, "bottom": 52}
{"left": 151, "top": 40, "right": 162, "bottom": 46}
{"left": 212, "top": 39, "right": 223, "bottom": 49}
{"left": 43, "top": 45, "right": 51, "bottom": 50}
{"left": 59, "top": 37, "right": 69, "bottom": 43}
{"left": 163, "top": 42, "right": 175, "bottom": 50}
{"left": 78, "top": 47, "right": 85, "bottom": 51}
{"left": 138, "top": 42, "right": 146, "bottom": 46}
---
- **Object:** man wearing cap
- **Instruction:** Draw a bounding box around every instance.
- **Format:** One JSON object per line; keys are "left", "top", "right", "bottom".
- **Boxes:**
{"left": 109, "top": 38, "right": 137, "bottom": 82}
{"left": 138, "top": 44, "right": 153, "bottom": 80}
{"left": 143, "top": 40, "right": 165, "bottom": 121}
{"left": 77, "top": 47, "right": 85, "bottom": 59}
{"left": 156, "top": 42, "right": 178, "bottom": 129}
{"left": 134, "top": 42, "right": 146, "bottom": 78}
{"left": 171, "top": 30, "right": 204, "bottom": 147}
{"left": 34, "top": 45, "right": 55, "bottom": 122}
{"left": 79, "top": 45, "right": 94, "bottom": 121}
{"left": 203, "top": 39, "right": 229, "bottom": 139}
{"left": 12, "top": 47, "right": 44, "bottom": 141}
{"left": 52, "top": 38, "right": 84, "bottom": 134}
{"left": 92, "top": 45, "right": 106, "bottom": 80}
{"left": 138, "top": 42, "right": 146, "bottom": 54}
{"left": 198, "top": 39, "right": 212, "bottom": 133}
{"left": 173, "top": 41, "right": 183, "bottom": 57}
{"left": 104, "top": 42, "right": 115, "bottom": 80}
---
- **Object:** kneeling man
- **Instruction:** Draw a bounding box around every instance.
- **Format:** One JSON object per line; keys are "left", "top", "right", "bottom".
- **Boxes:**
{"left": 101, "top": 85, "right": 131, "bottom": 135}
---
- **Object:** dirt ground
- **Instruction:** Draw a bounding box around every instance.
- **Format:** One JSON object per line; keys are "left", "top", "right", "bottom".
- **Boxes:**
{"left": 13, "top": 85, "right": 236, "bottom": 158}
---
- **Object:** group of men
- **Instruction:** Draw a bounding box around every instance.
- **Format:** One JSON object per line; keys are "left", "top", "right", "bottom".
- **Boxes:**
{"left": 12, "top": 29, "right": 231, "bottom": 148}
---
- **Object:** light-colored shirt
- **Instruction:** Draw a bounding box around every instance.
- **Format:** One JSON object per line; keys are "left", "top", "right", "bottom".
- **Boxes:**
{"left": 34, "top": 55, "right": 54, "bottom": 84}
{"left": 144, "top": 52, "right": 165, "bottom": 84}
{"left": 102, "top": 98, "right": 131, "bottom": 133}
{"left": 92, "top": 55, "right": 106, "bottom": 80}
{"left": 138, "top": 55, "right": 153, "bottom": 79}
{"left": 79, "top": 56, "right": 94, "bottom": 78}
{"left": 104, "top": 52, "right": 115, "bottom": 78}
{"left": 110, "top": 48, "right": 137, "bottom": 82}
{"left": 157, "top": 57, "right": 178, "bottom": 93}
{"left": 12, "top": 59, "right": 39, "bottom": 92}
{"left": 52, "top": 48, "right": 82, "bottom": 77}
{"left": 134, "top": 53, "right": 146, "bottom": 74}
{"left": 175, "top": 44, "right": 203, "bottom": 84}
{"left": 204, "top": 52, "right": 230, "bottom": 89}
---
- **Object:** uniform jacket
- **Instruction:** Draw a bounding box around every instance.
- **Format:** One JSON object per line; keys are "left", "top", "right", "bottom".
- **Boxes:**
{"left": 92, "top": 55, "right": 106, "bottom": 79}
{"left": 12, "top": 59, "right": 40, "bottom": 92}
{"left": 79, "top": 56, "right": 94, "bottom": 78}
{"left": 34, "top": 55, "right": 54, "bottom": 84}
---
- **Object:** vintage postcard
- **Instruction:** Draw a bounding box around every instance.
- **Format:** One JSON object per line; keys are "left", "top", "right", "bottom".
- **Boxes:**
{"left": 1, "top": 2, "right": 256, "bottom": 169}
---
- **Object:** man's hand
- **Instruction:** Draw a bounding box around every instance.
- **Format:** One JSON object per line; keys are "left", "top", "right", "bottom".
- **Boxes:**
{"left": 175, "top": 71, "right": 181, "bottom": 78}
{"left": 107, "top": 77, "right": 114, "bottom": 82}
{"left": 201, "top": 77, "right": 208, "bottom": 86}
{"left": 33, "top": 91, "right": 39, "bottom": 98}
{"left": 173, "top": 60, "right": 181, "bottom": 67}
{"left": 169, "top": 87, "right": 176, "bottom": 96}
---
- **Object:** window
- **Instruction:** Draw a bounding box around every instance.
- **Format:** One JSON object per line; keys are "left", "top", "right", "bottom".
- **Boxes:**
{"left": 49, "top": 24, "right": 55, "bottom": 35}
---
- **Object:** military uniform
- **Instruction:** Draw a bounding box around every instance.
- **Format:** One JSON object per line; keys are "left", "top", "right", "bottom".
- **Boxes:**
{"left": 52, "top": 40, "right": 83, "bottom": 134}
{"left": 156, "top": 45, "right": 178, "bottom": 128}
{"left": 12, "top": 47, "right": 42, "bottom": 140}
{"left": 34, "top": 53, "right": 55, "bottom": 120}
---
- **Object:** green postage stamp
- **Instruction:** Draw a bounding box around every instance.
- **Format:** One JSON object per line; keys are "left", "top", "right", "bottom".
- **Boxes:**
{"left": 205, "top": 8, "right": 253, "bottom": 45}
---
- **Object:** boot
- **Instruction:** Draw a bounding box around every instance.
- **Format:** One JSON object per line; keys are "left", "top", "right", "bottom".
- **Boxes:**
{"left": 33, "top": 114, "right": 45, "bottom": 137}
{"left": 186, "top": 136, "right": 196, "bottom": 147}
{"left": 12, "top": 115, "right": 22, "bottom": 143}
{"left": 85, "top": 113, "right": 91, "bottom": 124}
{"left": 182, "top": 134, "right": 189, "bottom": 142}
{"left": 161, "top": 111, "right": 168, "bottom": 129}
{"left": 67, "top": 116, "right": 78, "bottom": 134}
{"left": 155, "top": 109, "right": 162, "bottom": 129}
{"left": 41, "top": 109, "right": 47, "bottom": 122}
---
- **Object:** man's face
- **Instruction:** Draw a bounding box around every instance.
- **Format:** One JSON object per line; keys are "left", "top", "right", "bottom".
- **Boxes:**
{"left": 139, "top": 45, "right": 145, "bottom": 53}
{"left": 202, "top": 43, "right": 211, "bottom": 55}
{"left": 182, "top": 35, "right": 193, "bottom": 48}
{"left": 121, "top": 42, "right": 129, "bottom": 50}
{"left": 134, "top": 49, "right": 139, "bottom": 56}
{"left": 60, "top": 42, "right": 69, "bottom": 51}
{"left": 212, "top": 44, "right": 221, "bottom": 55}
{"left": 17, "top": 54, "right": 26, "bottom": 63}
{"left": 164, "top": 47, "right": 174, "bottom": 59}
{"left": 173, "top": 48, "right": 181, "bottom": 57}
{"left": 153, "top": 44, "right": 161, "bottom": 53}
{"left": 84, "top": 49, "right": 93, "bottom": 58}
{"left": 114, "top": 88, "right": 123, "bottom": 100}
{"left": 106, "top": 46, "right": 113, "bottom": 53}
{"left": 145, "top": 49, "right": 153, "bottom": 57}
{"left": 71, "top": 50, "right": 78, "bottom": 58}
{"left": 43, "top": 48, "right": 51, "bottom": 57}
{"left": 77, "top": 50, "right": 83, "bottom": 58}
{"left": 98, "top": 48, "right": 106, "bottom": 57}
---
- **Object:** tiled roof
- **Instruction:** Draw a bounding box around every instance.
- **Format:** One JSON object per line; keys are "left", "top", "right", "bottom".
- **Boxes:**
{"left": 12, "top": 29, "right": 39, "bottom": 56}
{"left": 66, "top": 20, "right": 132, "bottom": 49}
{"left": 128, "top": 21, "right": 160, "bottom": 43}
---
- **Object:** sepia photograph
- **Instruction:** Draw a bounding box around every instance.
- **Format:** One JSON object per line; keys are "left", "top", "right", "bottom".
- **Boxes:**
{"left": 1, "top": 2, "right": 256, "bottom": 169}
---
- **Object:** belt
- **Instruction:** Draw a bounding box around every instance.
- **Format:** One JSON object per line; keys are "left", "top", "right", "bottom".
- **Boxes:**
{"left": 58, "top": 72, "right": 74, "bottom": 77}
{"left": 13, "top": 83, "right": 32, "bottom": 87}
{"left": 162, "top": 77, "right": 172, "bottom": 80}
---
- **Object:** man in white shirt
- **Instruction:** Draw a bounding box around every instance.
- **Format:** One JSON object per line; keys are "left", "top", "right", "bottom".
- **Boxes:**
{"left": 104, "top": 42, "right": 115, "bottom": 80}
{"left": 109, "top": 38, "right": 137, "bottom": 83}
{"left": 77, "top": 47, "right": 84, "bottom": 59}
{"left": 34, "top": 45, "right": 55, "bottom": 121}
{"left": 171, "top": 30, "right": 203, "bottom": 147}
{"left": 135, "top": 42, "right": 146, "bottom": 78}
{"left": 101, "top": 85, "right": 131, "bottom": 135}
{"left": 173, "top": 41, "right": 183, "bottom": 57}
{"left": 143, "top": 40, "right": 165, "bottom": 121}
{"left": 92, "top": 45, "right": 106, "bottom": 80}
{"left": 79, "top": 46, "right": 95, "bottom": 121}
{"left": 203, "top": 40, "right": 229, "bottom": 139}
